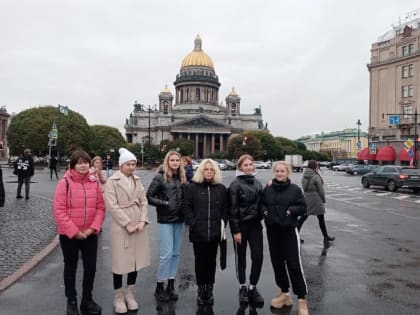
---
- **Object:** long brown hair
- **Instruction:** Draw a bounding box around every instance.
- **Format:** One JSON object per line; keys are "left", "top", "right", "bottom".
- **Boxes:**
{"left": 237, "top": 154, "right": 255, "bottom": 172}
{"left": 162, "top": 151, "right": 187, "bottom": 184}
{"left": 308, "top": 160, "right": 324, "bottom": 184}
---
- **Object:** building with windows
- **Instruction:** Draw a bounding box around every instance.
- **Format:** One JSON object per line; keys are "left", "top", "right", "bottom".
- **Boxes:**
{"left": 124, "top": 35, "right": 265, "bottom": 158}
{"left": 367, "top": 9, "right": 420, "bottom": 165}
{"left": 0, "top": 106, "right": 9, "bottom": 160}
{"left": 297, "top": 128, "right": 368, "bottom": 160}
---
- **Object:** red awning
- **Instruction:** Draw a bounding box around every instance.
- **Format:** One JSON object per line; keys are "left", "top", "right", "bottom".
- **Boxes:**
{"left": 399, "top": 147, "right": 419, "bottom": 161}
{"left": 357, "top": 147, "right": 377, "bottom": 160}
{"left": 376, "top": 145, "right": 396, "bottom": 161}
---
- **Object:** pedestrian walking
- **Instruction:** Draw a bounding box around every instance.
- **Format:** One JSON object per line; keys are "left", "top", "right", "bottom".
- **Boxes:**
{"left": 106, "top": 155, "right": 114, "bottom": 177}
{"left": 299, "top": 160, "right": 335, "bottom": 248}
{"left": 228, "top": 154, "right": 264, "bottom": 306}
{"left": 90, "top": 156, "right": 107, "bottom": 188}
{"left": 104, "top": 148, "right": 150, "bottom": 314}
{"left": 181, "top": 156, "right": 194, "bottom": 183}
{"left": 146, "top": 150, "right": 187, "bottom": 302}
{"left": 14, "top": 148, "right": 34, "bottom": 199}
{"left": 183, "top": 158, "right": 228, "bottom": 305}
{"left": 49, "top": 155, "right": 59, "bottom": 180}
{"left": 262, "top": 161, "right": 309, "bottom": 315}
{"left": 0, "top": 164, "right": 5, "bottom": 208}
{"left": 53, "top": 150, "right": 105, "bottom": 315}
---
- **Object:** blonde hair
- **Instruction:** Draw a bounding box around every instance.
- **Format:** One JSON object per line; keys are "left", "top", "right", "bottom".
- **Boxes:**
{"left": 91, "top": 156, "right": 102, "bottom": 167}
{"left": 272, "top": 161, "right": 292, "bottom": 178}
{"left": 237, "top": 154, "right": 255, "bottom": 172}
{"left": 192, "top": 159, "right": 222, "bottom": 184}
{"left": 163, "top": 151, "right": 187, "bottom": 184}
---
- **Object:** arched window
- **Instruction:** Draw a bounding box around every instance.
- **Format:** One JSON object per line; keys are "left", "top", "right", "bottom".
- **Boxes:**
{"left": 163, "top": 101, "right": 168, "bottom": 114}
{"left": 231, "top": 103, "right": 237, "bottom": 114}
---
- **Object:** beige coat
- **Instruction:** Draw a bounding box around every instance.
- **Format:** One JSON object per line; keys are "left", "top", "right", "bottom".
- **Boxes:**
{"left": 105, "top": 171, "right": 150, "bottom": 274}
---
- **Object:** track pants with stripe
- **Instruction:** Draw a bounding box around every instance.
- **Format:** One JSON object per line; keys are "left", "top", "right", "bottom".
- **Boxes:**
{"left": 266, "top": 225, "right": 307, "bottom": 297}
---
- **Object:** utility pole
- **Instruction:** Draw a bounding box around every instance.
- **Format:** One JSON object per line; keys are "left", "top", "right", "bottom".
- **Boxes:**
{"left": 356, "top": 119, "right": 361, "bottom": 152}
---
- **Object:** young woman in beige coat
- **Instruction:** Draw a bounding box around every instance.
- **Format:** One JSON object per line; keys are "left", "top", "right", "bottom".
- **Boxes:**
{"left": 105, "top": 148, "right": 150, "bottom": 314}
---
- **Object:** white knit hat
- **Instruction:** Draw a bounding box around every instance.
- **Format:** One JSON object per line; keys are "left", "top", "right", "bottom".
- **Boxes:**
{"left": 118, "top": 148, "right": 137, "bottom": 167}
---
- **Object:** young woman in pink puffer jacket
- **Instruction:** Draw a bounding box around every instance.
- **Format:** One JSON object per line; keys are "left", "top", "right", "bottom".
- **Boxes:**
{"left": 53, "top": 150, "right": 105, "bottom": 315}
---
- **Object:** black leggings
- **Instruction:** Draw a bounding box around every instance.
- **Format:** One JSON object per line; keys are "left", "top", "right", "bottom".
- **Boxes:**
{"left": 113, "top": 271, "right": 138, "bottom": 290}
{"left": 298, "top": 214, "right": 329, "bottom": 238}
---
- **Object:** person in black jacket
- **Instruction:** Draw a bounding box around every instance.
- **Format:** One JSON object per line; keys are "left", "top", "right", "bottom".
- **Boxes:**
{"left": 14, "top": 148, "right": 34, "bottom": 199}
{"left": 183, "top": 158, "right": 228, "bottom": 306}
{"left": 49, "top": 155, "right": 59, "bottom": 180}
{"left": 146, "top": 150, "right": 187, "bottom": 302}
{"left": 262, "top": 161, "right": 309, "bottom": 315}
{"left": 228, "top": 154, "right": 264, "bottom": 306}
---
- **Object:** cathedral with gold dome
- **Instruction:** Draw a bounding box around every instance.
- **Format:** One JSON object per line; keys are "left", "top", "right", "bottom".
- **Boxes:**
{"left": 124, "top": 35, "right": 264, "bottom": 158}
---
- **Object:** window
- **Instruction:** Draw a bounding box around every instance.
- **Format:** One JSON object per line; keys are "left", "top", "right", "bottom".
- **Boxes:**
{"left": 402, "top": 43, "right": 415, "bottom": 56}
{"left": 402, "top": 84, "right": 413, "bottom": 97}
{"left": 195, "top": 88, "right": 200, "bottom": 101}
{"left": 402, "top": 105, "right": 413, "bottom": 118}
{"left": 402, "top": 64, "right": 414, "bottom": 78}
{"left": 163, "top": 101, "right": 168, "bottom": 114}
{"left": 231, "top": 103, "right": 237, "bottom": 114}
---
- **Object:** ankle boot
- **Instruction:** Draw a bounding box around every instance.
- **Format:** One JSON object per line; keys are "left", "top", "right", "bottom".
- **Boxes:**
{"left": 297, "top": 298, "right": 309, "bottom": 315}
{"left": 204, "top": 284, "right": 214, "bottom": 305}
{"left": 114, "top": 288, "right": 127, "bottom": 314}
{"left": 197, "top": 285, "right": 205, "bottom": 305}
{"left": 166, "top": 279, "right": 178, "bottom": 300}
{"left": 155, "top": 282, "right": 170, "bottom": 302}
{"left": 66, "top": 299, "right": 80, "bottom": 315}
{"left": 125, "top": 284, "right": 139, "bottom": 311}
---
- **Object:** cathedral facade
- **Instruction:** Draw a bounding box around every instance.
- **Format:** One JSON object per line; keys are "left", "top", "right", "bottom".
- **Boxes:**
{"left": 124, "top": 35, "right": 264, "bottom": 158}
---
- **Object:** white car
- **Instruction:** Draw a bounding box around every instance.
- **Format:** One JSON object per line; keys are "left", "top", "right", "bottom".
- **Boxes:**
{"left": 254, "top": 161, "right": 271, "bottom": 169}
{"left": 332, "top": 163, "right": 349, "bottom": 171}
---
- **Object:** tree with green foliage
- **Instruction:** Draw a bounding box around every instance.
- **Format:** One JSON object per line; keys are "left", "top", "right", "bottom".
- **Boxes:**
{"left": 7, "top": 106, "right": 91, "bottom": 156}
{"left": 228, "top": 134, "right": 264, "bottom": 159}
{"left": 90, "top": 125, "right": 126, "bottom": 157}
{"left": 161, "top": 138, "right": 194, "bottom": 157}
{"left": 243, "top": 130, "right": 283, "bottom": 160}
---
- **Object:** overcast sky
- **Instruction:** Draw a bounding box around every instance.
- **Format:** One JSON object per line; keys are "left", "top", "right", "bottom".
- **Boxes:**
{"left": 1, "top": 1, "right": 419, "bottom": 140}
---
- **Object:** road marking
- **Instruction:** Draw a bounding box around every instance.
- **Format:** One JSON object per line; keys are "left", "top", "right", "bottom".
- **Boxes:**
{"left": 393, "top": 195, "right": 410, "bottom": 200}
{"left": 415, "top": 199, "right": 420, "bottom": 204}
{"left": 348, "top": 187, "right": 362, "bottom": 191}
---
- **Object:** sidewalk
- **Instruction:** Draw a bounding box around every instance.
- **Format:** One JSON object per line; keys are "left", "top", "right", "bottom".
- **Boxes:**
{"left": 0, "top": 168, "right": 59, "bottom": 292}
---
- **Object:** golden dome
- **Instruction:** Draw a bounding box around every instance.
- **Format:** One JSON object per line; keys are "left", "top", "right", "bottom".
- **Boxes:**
{"left": 229, "top": 86, "right": 238, "bottom": 96}
{"left": 161, "top": 84, "right": 171, "bottom": 94}
{"left": 181, "top": 35, "right": 214, "bottom": 69}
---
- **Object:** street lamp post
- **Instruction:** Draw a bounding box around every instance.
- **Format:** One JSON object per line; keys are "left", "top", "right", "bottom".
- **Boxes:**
{"left": 356, "top": 119, "right": 362, "bottom": 153}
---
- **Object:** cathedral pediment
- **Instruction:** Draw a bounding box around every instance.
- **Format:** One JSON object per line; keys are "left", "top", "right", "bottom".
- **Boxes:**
{"left": 171, "top": 115, "right": 230, "bottom": 129}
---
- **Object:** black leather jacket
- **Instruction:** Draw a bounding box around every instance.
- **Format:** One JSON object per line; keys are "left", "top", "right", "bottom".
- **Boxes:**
{"left": 146, "top": 171, "right": 184, "bottom": 223}
{"left": 262, "top": 179, "right": 306, "bottom": 228}
{"left": 228, "top": 174, "right": 263, "bottom": 234}
{"left": 183, "top": 181, "right": 228, "bottom": 243}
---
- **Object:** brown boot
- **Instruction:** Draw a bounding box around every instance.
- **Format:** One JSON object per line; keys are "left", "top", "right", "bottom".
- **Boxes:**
{"left": 271, "top": 292, "right": 293, "bottom": 308}
{"left": 125, "top": 284, "right": 139, "bottom": 311}
{"left": 298, "top": 298, "right": 309, "bottom": 315}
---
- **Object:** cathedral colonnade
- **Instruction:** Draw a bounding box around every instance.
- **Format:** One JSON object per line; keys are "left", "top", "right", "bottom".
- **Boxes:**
{"left": 171, "top": 132, "right": 229, "bottom": 159}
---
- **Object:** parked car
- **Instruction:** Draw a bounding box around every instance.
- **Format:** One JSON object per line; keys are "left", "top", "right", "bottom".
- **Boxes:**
{"left": 361, "top": 166, "right": 420, "bottom": 192}
{"left": 221, "top": 159, "right": 236, "bottom": 170}
{"left": 332, "top": 163, "right": 350, "bottom": 171}
{"left": 191, "top": 160, "right": 199, "bottom": 171}
{"left": 215, "top": 159, "right": 227, "bottom": 170}
{"left": 254, "top": 161, "right": 271, "bottom": 169}
{"left": 346, "top": 164, "right": 377, "bottom": 175}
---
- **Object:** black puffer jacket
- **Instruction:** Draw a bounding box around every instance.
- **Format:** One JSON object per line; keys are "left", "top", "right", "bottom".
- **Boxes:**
{"left": 183, "top": 181, "right": 228, "bottom": 243}
{"left": 228, "top": 174, "right": 263, "bottom": 234}
{"left": 262, "top": 179, "right": 306, "bottom": 228}
{"left": 146, "top": 170, "right": 184, "bottom": 223}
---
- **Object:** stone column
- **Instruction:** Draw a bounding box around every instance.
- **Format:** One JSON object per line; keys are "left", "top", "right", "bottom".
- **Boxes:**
{"left": 203, "top": 134, "right": 207, "bottom": 157}
{"left": 219, "top": 134, "right": 224, "bottom": 152}
{"left": 195, "top": 134, "right": 199, "bottom": 159}
{"left": 187, "top": 133, "right": 191, "bottom": 140}
{"left": 211, "top": 134, "right": 215, "bottom": 153}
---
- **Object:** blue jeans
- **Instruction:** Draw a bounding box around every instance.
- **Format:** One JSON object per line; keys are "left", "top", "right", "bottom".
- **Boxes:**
{"left": 157, "top": 222, "right": 184, "bottom": 281}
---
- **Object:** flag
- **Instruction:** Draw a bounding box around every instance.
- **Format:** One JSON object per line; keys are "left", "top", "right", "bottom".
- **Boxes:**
{"left": 58, "top": 104, "right": 68, "bottom": 116}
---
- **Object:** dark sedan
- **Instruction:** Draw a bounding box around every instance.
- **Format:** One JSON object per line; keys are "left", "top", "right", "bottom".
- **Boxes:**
{"left": 361, "top": 166, "right": 420, "bottom": 192}
{"left": 347, "top": 164, "right": 377, "bottom": 175}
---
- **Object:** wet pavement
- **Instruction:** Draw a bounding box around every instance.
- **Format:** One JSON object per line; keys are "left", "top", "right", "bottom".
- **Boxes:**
{"left": 0, "top": 168, "right": 420, "bottom": 314}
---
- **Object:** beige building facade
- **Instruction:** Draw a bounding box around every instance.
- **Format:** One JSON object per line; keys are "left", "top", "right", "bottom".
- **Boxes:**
{"left": 367, "top": 10, "right": 420, "bottom": 165}
{"left": 297, "top": 129, "right": 368, "bottom": 160}
{"left": 124, "top": 35, "right": 264, "bottom": 158}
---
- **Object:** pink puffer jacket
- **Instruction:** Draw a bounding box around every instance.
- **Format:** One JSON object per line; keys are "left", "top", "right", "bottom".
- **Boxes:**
{"left": 53, "top": 169, "right": 105, "bottom": 238}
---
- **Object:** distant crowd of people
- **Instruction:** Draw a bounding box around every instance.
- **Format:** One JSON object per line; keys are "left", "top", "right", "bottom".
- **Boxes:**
{"left": 33, "top": 146, "right": 335, "bottom": 315}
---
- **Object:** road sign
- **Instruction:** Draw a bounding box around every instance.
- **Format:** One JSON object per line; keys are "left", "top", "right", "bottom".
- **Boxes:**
{"left": 369, "top": 143, "right": 376, "bottom": 154}
{"left": 357, "top": 141, "right": 361, "bottom": 149}
{"left": 51, "top": 129, "right": 58, "bottom": 139}
{"left": 404, "top": 139, "right": 414, "bottom": 149}
{"left": 408, "top": 148, "right": 414, "bottom": 159}
{"left": 389, "top": 115, "right": 400, "bottom": 125}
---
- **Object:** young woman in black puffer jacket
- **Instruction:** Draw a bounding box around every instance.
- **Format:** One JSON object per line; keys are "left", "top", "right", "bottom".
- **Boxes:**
{"left": 262, "top": 161, "right": 309, "bottom": 315}
{"left": 228, "top": 154, "right": 264, "bottom": 305}
{"left": 183, "top": 158, "right": 228, "bottom": 305}
{"left": 146, "top": 151, "right": 187, "bottom": 302}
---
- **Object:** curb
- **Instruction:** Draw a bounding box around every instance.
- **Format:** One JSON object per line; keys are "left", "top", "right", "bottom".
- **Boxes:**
{"left": 0, "top": 234, "right": 59, "bottom": 293}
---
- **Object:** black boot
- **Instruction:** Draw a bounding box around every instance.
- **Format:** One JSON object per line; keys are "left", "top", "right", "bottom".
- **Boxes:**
{"left": 204, "top": 284, "right": 214, "bottom": 305}
{"left": 66, "top": 299, "right": 80, "bottom": 315}
{"left": 166, "top": 279, "right": 179, "bottom": 300}
{"left": 155, "top": 282, "right": 170, "bottom": 302}
{"left": 80, "top": 298, "right": 101, "bottom": 314}
{"left": 197, "top": 285, "right": 205, "bottom": 305}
